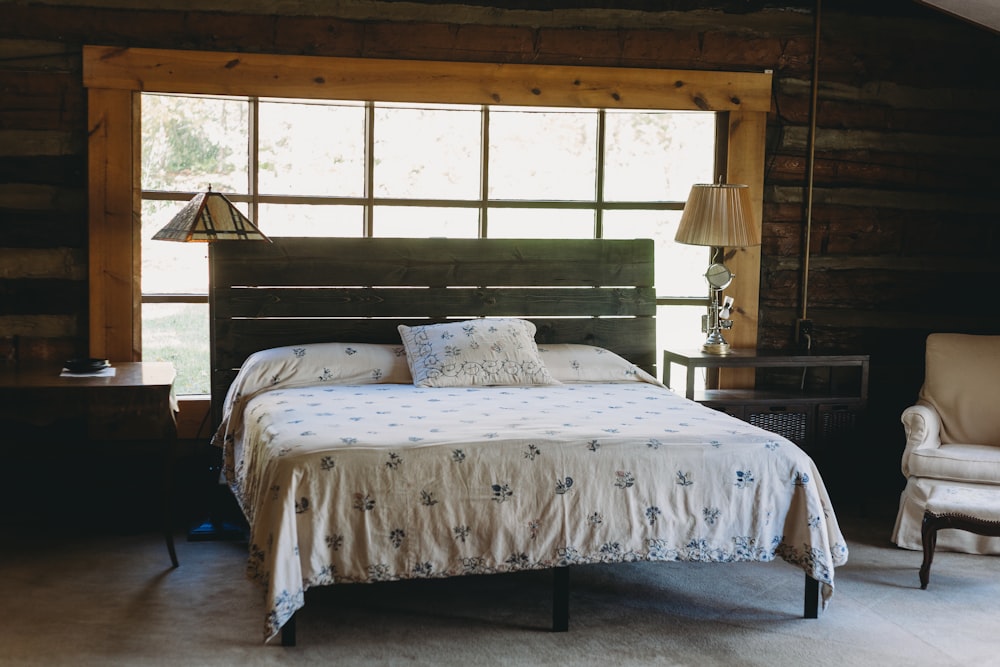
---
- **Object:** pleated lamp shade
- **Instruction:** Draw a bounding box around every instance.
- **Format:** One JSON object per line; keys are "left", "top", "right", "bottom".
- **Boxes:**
{"left": 152, "top": 190, "right": 270, "bottom": 243}
{"left": 674, "top": 183, "right": 760, "bottom": 248}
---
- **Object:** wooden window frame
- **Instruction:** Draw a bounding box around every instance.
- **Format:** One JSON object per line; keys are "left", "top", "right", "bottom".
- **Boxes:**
{"left": 83, "top": 45, "right": 771, "bottom": 435}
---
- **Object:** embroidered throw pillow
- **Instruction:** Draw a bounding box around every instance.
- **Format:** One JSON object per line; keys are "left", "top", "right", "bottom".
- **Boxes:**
{"left": 398, "top": 318, "right": 558, "bottom": 387}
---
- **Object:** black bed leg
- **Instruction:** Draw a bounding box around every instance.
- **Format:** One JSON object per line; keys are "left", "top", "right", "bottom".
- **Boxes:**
{"left": 281, "top": 613, "right": 297, "bottom": 647}
{"left": 804, "top": 574, "right": 819, "bottom": 619}
{"left": 552, "top": 566, "right": 569, "bottom": 632}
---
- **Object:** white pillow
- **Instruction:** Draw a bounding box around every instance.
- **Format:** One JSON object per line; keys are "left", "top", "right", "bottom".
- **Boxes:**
{"left": 228, "top": 341, "right": 411, "bottom": 398}
{"left": 536, "top": 343, "right": 663, "bottom": 385}
{"left": 398, "top": 318, "right": 558, "bottom": 388}
{"left": 212, "top": 341, "right": 412, "bottom": 448}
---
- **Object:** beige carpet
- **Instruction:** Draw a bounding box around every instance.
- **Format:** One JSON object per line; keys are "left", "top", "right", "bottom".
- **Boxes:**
{"left": 1, "top": 503, "right": 998, "bottom": 667}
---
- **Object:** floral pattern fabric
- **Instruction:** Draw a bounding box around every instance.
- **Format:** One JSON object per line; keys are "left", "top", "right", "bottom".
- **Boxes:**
{"left": 215, "top": 371, "right": 848, "bottom": 642}
{"left": 398, "top": 319, "right": 557, "bottom": 387}
{"left": 536, "top": 343, "right": 663, "bottom": 385}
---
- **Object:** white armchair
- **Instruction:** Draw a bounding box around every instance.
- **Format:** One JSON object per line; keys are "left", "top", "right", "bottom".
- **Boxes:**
{"left": 892, "top": 333, "right": 1000, "bottom": 553}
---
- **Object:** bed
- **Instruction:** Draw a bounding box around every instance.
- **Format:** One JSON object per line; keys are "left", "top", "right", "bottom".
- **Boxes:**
{"left": 208, "top": 237, "right": 848, "bottom": 645}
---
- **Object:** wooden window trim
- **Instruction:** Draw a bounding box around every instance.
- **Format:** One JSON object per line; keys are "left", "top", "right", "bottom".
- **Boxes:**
{"left": 83, "top": 46, "right": 772, "bottom": 112}
{"left": 84, "top": 46, "right": 771, "bottom": 432}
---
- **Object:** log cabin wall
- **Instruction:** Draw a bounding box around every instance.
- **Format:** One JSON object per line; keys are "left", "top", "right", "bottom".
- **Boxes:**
{"left": 1, "top": 0, "right": 997, "bottom": 501}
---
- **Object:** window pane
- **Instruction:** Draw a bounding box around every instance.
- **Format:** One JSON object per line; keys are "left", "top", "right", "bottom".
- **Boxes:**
{"left": 258, "top": 203, "right": 364, "bottom": 237}
{"left": 603, "top": 210, "right": 708, "bottom": 298}
{"left": 259, "top": 100, "right": 366, "bottom": 197}
{"left": 604, "top": 111, "right": 717, "bottom": 201}
{"left": 141, "top": 94, "right": 249, "bottom": 193}
{"left": 374, "top": 105, "right": 482, "bottom": 199}
{"left": 373, "top": 206, "right": 478, "bottom": 238}
{"left": 487, "top": 209, "right": 594, "bottom": 239}
{"left": 489, "top": 108, "right": 597, "bottom": 200}
{"left": 142, "top": 302, "right": 210, "bottom": 395}
{"left": 141, "top": 199, "right": 209, "bottom": 294}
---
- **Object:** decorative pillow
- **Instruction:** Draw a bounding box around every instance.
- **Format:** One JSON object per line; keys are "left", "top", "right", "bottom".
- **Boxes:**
{"left": 537, "top": 343, "right": 663, "bottom": 386}
{"left": 398, "top": 318, "right": 558, "bottom": 388}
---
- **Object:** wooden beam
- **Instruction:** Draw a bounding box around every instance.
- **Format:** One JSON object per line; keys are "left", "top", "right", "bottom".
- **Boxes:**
{"left": 722, "top": 108, "right": 767, "bottom": 388}
{"left": 83, "top": 45, "right": 773, "bottom": 112}
{"left": 0, "top": 248, "right": 86, "bottom": 280}
{"left": 87, "top": 87, "right": 139, "bottom": 361}
{"left": 0, "top": 314, "right": 76, "bottom": 338}
{"left": 0, "top": 130, "right": 79, "bottom": 157}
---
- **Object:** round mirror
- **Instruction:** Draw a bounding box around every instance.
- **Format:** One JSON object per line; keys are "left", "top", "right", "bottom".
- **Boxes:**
{"left": 704, "top": 263, "right": 733, "bottom": 289}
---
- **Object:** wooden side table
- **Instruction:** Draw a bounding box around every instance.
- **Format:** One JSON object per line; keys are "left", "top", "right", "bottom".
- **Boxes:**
{"left": 662, "top": 348, "right": 869, "bottom": 454}
{"left": 0, "top": 362, "right": 179, "bottom": 567}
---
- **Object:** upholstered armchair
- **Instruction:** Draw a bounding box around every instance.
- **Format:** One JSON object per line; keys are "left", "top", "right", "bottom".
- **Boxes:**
{"left": 892, "top": 333, "right": 1000, "bottom": 554}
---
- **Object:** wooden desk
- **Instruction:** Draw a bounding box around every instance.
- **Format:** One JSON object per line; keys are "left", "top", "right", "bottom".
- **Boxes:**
{"left": 0, "top": 362, "right": 179, "bottom": 567}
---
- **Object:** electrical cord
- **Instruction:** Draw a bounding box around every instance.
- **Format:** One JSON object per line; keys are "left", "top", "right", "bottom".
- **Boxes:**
{"left": 799, "top": 332, "right": 812, "bottom": 390}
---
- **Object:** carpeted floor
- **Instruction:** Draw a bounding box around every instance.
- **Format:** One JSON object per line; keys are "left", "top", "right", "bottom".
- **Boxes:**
{"left": 1, "top": 501, "right": 998, "bottom": 667}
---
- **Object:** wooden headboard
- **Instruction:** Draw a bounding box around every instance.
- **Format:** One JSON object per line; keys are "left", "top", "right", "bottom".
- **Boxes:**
{"left": 209, "top": 237, "right": 655, "bottom": 425}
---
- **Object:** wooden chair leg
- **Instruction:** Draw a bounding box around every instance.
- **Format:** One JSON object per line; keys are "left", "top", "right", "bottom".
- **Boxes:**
{"left": 920, "top": 511, "right": 939, "bottom": 590}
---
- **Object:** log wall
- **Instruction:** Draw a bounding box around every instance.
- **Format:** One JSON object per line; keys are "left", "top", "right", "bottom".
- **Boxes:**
{"left": 1, "top": 0, "right": 998, "bottom": 499}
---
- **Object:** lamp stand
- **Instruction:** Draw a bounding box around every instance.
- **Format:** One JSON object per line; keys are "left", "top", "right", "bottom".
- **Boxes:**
{"left": 702, "top": 285, "right": 732, "bottom": 355}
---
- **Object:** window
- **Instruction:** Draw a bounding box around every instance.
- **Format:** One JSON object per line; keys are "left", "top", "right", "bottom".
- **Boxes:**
{"left": 85, "top": 46, "right": 770, "bottom": 433}
{"left": 140, "top": 94, "right": 250, "bottom": 396}
{"left": 140, "top": 95, "right": 717, "bottom": 394}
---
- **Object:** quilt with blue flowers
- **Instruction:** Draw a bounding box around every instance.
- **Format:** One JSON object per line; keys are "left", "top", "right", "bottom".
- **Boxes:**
{"left": 216, "top": 360, "right": 847, "bottom": 642}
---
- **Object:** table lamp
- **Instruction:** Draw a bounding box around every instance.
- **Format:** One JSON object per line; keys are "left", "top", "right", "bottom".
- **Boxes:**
{"left": 674, "top": 182, "right": 760, "bottom": 355}
{"left": 153, "top": 187, "right": 270, "bottom": 243}
{"left": 152, "top": 186, "right": 268, "bottom": 542}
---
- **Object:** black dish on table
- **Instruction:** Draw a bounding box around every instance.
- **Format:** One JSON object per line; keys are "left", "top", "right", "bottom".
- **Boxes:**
{"left": 65, "top": 358, "right": 110, "bottom": 373}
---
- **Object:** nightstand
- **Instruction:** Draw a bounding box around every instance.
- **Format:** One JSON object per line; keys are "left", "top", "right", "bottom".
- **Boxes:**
{"left": 662, "top": 348, "right": 869, "bottom": 456}
{"left": 0, "top": 362, "right": 179, "bottom": 567}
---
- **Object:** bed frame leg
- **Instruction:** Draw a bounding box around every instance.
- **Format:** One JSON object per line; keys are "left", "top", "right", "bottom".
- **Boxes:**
{"left": 281, "top": 613, "right": 297, "bottom": 647}
{"left": 552, "top": 566, "right": 569, "bottom": 632}
{"left": 804, "top": 574, "right": 819, "bottom": 619}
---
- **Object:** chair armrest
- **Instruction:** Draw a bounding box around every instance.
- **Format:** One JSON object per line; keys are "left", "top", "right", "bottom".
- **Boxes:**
{"left": 900, "top": 403, "right": 942, "bottom": 477}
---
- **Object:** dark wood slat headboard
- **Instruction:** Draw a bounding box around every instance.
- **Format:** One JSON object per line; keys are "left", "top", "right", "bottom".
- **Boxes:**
{"left": 210, "top": 237, "right": 656, "bottom": 426}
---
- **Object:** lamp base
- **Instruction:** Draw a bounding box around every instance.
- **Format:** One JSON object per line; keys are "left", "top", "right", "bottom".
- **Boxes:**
{"left": 702, "top": 328, "right": 732, "bottom": 355}
{"left": 702, "top": 341, "right": 731, "bottom": 355}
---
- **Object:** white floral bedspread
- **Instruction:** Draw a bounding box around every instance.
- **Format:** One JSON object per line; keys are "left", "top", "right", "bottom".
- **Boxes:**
{"left": 218, "top": 379, "right": 848, "bottom": 641}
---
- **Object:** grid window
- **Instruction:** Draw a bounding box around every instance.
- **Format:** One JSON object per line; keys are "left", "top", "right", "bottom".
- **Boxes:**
{"left": 141, "top": 94, "right": 717, "bottom": 394}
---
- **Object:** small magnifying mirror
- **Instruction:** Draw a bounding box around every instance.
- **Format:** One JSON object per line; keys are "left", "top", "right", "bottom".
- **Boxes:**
{"left": 704, "top": 262, "right": 733, "bottom": 290}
